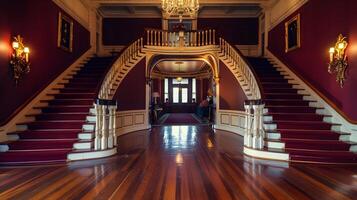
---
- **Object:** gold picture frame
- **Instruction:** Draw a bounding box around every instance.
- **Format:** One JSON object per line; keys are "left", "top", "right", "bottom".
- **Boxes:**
{"left": 285, "top": 14, "right": 301, "bottom": 52}
{"left": 57, "top": 12, "right": 73, "bottom": 52}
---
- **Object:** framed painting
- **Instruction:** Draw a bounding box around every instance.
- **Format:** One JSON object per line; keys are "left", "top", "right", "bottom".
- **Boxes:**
{"left": 57, "top": 12, "right": 73, "bottom": 52}
{"left": 285, "top": 14, "right": 300, "bottom": 52}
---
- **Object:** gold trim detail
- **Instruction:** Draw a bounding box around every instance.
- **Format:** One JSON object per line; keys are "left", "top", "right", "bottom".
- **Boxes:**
{"left": 57, "top": 12, "right": 73, "bottom": 52}
{"left": 285, "top": 14, "right": 301, "bottom": 53}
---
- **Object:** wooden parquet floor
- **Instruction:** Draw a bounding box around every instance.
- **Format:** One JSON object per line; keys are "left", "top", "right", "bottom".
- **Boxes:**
{"left": 0, "top": 125, "right": 356, "bottom": 200}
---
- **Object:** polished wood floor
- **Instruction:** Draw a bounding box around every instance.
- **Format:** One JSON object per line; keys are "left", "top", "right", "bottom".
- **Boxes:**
{"left": 0, "top": 125, "right": 356, "bottom": 200}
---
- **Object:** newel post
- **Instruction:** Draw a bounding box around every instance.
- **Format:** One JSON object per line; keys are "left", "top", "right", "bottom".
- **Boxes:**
{"left": 94, "top": 103, "right": 102, "bottom": 150}
{"left": 244, "top": 101, "right": 253, "bottom": 148}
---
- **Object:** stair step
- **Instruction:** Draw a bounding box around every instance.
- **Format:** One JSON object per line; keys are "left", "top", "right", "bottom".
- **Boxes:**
{"left": 31, "top": 113, "right": 88, "bottom": 121}
{"left": 265, "top": 99, "right": 311, "bottom": 106}
{"left": 268, "top": 113, "right": 325, "bottom": 121}
{"left": 11, "top": 130, "right": 81, "bottom": 139}
{"left": 44, "top": 99, "right": 94, "bottom": 106}
{"left": 266, "top": 106, "right": 317, "bottom": 113}
{"left": 24, "top": 120, "right": 86, "bottom": 129}
{"left": 7, "top": 139, "right": 78, "bottom": 150}
{"left": 0, "top": 149, "right": 71, "bottom": 164}
{"left": 269, "top": 121, "right": 335, "bottom": 130}
{"left": 37, "top": 105, "right": 92, "bottom": 113}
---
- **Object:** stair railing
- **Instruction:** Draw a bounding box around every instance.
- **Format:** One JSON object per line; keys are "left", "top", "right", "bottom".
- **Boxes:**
{"left": 244, "top": 100, "right": 265, "bottom": 150}
{"left": 146, "top": 28, "right": 216, "bottom": 47}
{"left": 94, "top": 99, "right": 117, "bottom": 150}
{"left": 93, "top": 38, "right": 144, "bottom": 151}
{"left": 98, "top": 38, "right": 143, "bottom": 99}
{"left": 219, "top": 38, "right": 262, "bottom": 100}
{"left": 219, "top": 38, "right": 265, "bottom": 149}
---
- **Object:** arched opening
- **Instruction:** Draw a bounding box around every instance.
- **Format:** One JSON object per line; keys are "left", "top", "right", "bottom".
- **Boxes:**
{"left": 146, "top": 54, "right": 220, "bottom": 126}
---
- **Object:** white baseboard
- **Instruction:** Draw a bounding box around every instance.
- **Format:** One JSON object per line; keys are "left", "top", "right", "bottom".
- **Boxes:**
{"left": 266, "top": 49, "right": 357, "bottom": 142}
{"left": 244, "top": 146, "right": 289, "bottom": 161}
{"left": 0, "top": 48, "right": 94, "bottom": 142}
{"left": 67, "top": 148, "right": 117, "bottom": 161}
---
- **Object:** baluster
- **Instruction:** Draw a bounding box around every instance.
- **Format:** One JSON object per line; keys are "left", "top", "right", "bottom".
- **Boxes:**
{"left": 165, "top": 31, "right": 168, "bottom": 46}
{"left": 150, "top": 30, "right": 153, "bottom": 45}
{"left": 213, "top": 30, "right": 216, "bottom": 45}
{"left": 101, "top": 105, "right": 108, "bottom": 150}
{"left": 205, "top": 30, "right": 208, "bottom": 45}
{"left": 108, "top": 104, "right": 115, "bottom": 148}
{"left": 95, "top": 103, "right": 102, "bottom": 150}
{"left": 208, "top": 29, "right": 212, "bottom": 45}
{"left": 197, "top": 31, "right": 201, "bottom": 46}
{"left": 147, "top": 30, "right": 149, "bottom": 45}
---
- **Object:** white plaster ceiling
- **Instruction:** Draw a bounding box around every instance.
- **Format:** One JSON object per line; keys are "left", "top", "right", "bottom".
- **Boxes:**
{"left": 155, "top": 60, "right": 210, "bottom": 74}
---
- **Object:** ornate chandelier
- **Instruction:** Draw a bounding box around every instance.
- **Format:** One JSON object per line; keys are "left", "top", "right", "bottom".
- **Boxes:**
{"left": 161, "top": 0, "right": 199, "bottom": 20}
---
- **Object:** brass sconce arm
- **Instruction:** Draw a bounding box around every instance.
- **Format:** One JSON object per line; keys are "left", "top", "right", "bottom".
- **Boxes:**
{"left": 328, "top": 34, "right": 348, "bottom": 88}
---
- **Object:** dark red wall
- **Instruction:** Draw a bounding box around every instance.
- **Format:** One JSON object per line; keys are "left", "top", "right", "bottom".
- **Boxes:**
{"left": 268, "top": 0, "right": 357, "bottom": 122}
{"left": 219, "top": 61, "right": 247, "bottom": 110}
{"left": 114, "top": 59, "right": 146, "bottom": 111}
{"left": 102, "top": 18, "right": 162, "bottom": 45}
{"left": 198, "top": 18, "right": 259, "bottom": 45}
{"left": 0, "top": 0, "right": 90, "bottom": 125}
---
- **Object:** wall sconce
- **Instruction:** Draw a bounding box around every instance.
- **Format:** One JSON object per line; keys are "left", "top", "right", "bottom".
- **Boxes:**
{"left": 10, "top": 35, "right": 30, "bottom": 86}
{"left": 328, "top": 34, "right": 348, "bottom": 88}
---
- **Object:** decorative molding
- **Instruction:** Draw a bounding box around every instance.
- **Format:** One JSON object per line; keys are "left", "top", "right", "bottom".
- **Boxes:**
{"left": 215, "top": 109, "right": 245, "bottom": 136}
{"left": 266, "top": 49, "right": 357, "bottom": 142}
{"left": 0, "top": 48, "right": 95, "bottom": 142}
{"left": 116, "top": 110, "right": 150, "bottom": 136}
{"left": 268, "top": 0, "right": 308, "bottom": 30}
{"left": 52, "top": 0, "right": 90, "bottom": 29}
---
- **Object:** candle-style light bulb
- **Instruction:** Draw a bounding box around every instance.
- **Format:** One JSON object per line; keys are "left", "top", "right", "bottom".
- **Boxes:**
{"left": 12, "top": 41, "right": 19, "bottom": 49}
{"left": 329, "top": 47, "right": 335, "bottom": 62}
{"left": 24, "top": 47, "right": 29, "bottom": 62}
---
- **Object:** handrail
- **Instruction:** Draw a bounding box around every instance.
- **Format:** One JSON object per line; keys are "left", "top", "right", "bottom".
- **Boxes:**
{"left": 145, "top": 28, "right": 216, "bottom": 47}
{"left": 219, "top": 38, "right": 262, "bottom": 100}
{"left": 94, "top": 50, "right": 125, "bottom": 97}
{"left": 98, "top": 38, "right": 144, "bottom": 99}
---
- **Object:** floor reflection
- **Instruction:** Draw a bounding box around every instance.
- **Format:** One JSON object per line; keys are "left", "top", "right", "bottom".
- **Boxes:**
{"left": 162, "top": 125, "right": 197, "bottom": 150}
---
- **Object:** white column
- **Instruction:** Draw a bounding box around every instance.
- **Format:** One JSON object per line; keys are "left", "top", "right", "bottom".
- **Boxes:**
{"left": 101, "top": 105, "right": 108, "bottom": 150}
{"left": 107, "top": 105, "right": 115, "bottom": 148}
{"left": 94, "top": 104, "right": 102, "bottom": 150}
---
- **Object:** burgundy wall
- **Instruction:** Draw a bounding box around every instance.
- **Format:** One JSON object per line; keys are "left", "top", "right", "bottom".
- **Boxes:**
{"left": 198, "top": 18, "right": 259, "bottom": 45}
{"left": 114, "top": 59, "right": 146, "bottom": 111}
{"left": 268, "top": 0, "right": 357, "bottom": 122}
{"left": 0, "top": 0, "right": 90, "bottom": 125}
{"left": 219, "top": 61, "right": 247, "bottom": 110}
{"left": 102, "top": 18, "right": 162, "bottom": 45}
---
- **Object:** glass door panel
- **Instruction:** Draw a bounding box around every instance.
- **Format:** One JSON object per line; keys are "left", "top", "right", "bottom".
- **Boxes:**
{"left": 181, "top": 88, "right": 188, "bottom": 103}
{"left": 173, "top": 87, "right": 180, "bottom": 103}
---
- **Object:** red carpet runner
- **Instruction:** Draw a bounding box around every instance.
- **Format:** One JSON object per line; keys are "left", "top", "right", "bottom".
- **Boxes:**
{"left": 0, "top": 56, "right": 114, "bottom": 165}
{"left": 160, "top": 113, "right": 200, "bottom": 125}
{"left": 247, "top": 57, "right": 357, "bottom": 163}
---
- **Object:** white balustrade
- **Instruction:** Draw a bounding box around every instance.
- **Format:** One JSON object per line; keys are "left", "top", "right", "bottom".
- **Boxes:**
{"left": 145, "top": 29, "right": 216, "bottom": 47}
{"left": 94, "top": 100, "right": 117, "bottom": 151}
{"left": 219, "top": 38, "right": 261, "bottom": 100}
{"left": 244, "top": 100, "right": 265, "bottom": 150}
{"left": 98, "top": 38, "right": 143, "bottom": 99}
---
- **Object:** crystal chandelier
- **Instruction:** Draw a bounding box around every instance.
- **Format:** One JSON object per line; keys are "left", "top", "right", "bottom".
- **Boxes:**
{"left": 161, "top": 0, "right": 199, "bottom": 20}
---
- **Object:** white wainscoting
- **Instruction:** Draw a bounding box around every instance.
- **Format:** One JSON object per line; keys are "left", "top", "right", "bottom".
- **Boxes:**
{"left": 215, "top": 110, "right": 246, "bottom": 136}
{"left": 116, "top": 110, "right": 150, "bottom": 136}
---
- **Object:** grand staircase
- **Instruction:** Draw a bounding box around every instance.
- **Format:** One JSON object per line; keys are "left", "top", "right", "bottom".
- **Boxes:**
{"left": 0, "top": 56, "right": 115, "bottom": 165}
{"left": 247, "top": 57, "right": 357, "bottom": 164}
